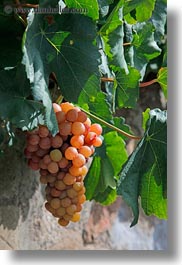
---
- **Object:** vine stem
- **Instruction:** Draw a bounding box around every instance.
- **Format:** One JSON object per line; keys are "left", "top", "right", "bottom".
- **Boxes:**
{"left": 139, "top": 79, "right": 158, "bottom": 88}
{"left": 79, "top": 108, "right": 141, "bottom": 140}
{"left": 101, "top": 77, "right": 158, "bottom": 88}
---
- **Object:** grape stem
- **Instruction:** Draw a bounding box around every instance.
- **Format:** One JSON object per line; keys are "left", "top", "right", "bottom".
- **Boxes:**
{"left": 79, "top": 108, "right": 141, "bottom": 140}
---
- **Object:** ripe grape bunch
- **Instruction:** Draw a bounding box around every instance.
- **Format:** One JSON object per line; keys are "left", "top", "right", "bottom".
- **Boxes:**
{"left": 24, "top": 102, "right": 103, "bottom": 227}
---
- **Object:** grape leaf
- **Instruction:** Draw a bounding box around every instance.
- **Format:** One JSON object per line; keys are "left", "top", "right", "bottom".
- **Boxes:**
{"left": 115, "top": 66, "right": 140, "bottom": 108}
{"left": 93, "top": 187, "right": 117, "bottom": 206}
{"left": 125, "top": 22, "right": 161, "bottom": 78}
{"left": 100, "top": 0, "right": 128, "bottom": 73}
{"left": 117, "top": 109, "right": 167, "bottom": 226}
{"left": 22, "top": 10, "right": 100, "bottom": 134}
{"left": 64, "top": 0, "right": 99, "bottom": 20}
{"left": 150, "top": 0, "right": 167, "bottom": 41}
{"left": 78, "top": 75, "right": 112, "bottom": 121}
{"left": 124, "top": 0, "right": 156, "bottom": 22}
{"left": 157, "top": 67, "right": 167, "bottom": 98}
{"left": 0, "top": 66, "right": 43, "bottom": 129}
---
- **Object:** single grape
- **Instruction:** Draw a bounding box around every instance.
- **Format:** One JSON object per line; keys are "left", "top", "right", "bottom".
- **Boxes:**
{"left": 57, "top": 171, "right": 66, "bottom": 180}
{"left": 50, "top": 149, "right": 63, "bottom": 162}
{"left": 71, "top": 122, "right": 85, "bottom": 135}
{"left": 67, "top": 188, "right": 78, "bottom": 199}
{"left": 78, "top": 194, "right": 86, "bottom": 204}
{"left": 66, "top": 108, "right": 78, "bottom": 122}
{"left": 66, "top": 204, "right": 77, "bottom": 215}
{"left": 65, "top": 146, "right": 78, "bottom": 160}
{"left": 42, "top": 154, "right": 51, "bottom": 165}
{"left": 58, "top": 157, "right": 69, "bottom": 168}
{"left": 47, "top": 161, "right": 59, "bottom": 174}
{"left": 84, "top": 132, "right": 97, "bottom": 146}
{"left": 45, "top": 202, "right": 56, "bottom": 215}
{"left": 50, "top": 187, "right": 62, "bottom": 197}
{"left": 59, "top": 122, "right": 72, "bottom": 136}
{"left": 70, "top": 135, "right": 84, "bottom": 149}
{"left": 39, "top": 159, "right": 48, "bottom": 170}
{"left": 63, "top": 173, "right": 76, "bottom": 185}
{"left": 39, "top": 125, "right": 49, "bottom": 138}
{"left": 71, "top": 212, "right": 81, "bottom": 222}
{"left": 50, "top": 198, "right": 61, "bottom": 209}
{"left": 72, "top": 154, "right": 86, "bottom": 168}
{"left": 54, "top": 180, "right": 66, "bottom": 191}
{"left": 90, "top": 123, "right": 103, "bottom": 136}
{"left": 56, "top": 207, "right": 66, "bottom": 217}
{"left": 39, "top": 137, "right": 51, "bottom": 150}
{"left": 56, "top": 111, "right": 66, "bottom": 124}
{"left": 69, "top": 166, "right": 82, "bottom": 177}
{"left": 47, "top": 174, "right": 56, "bottom": 183}
{"left": 73, "top": 182, "right": 84, "bottom": 192}
{"left": 78, "top": 145, "right": 92, "bottom": 158}
{"left": 51, "top": 135, "right": 63, "bottom": 148}
{"left": 77, "top": 111, "right": 87, "bottom": 123}
{"left": 61, "top": 197, "right": 72, "bottom": 208}
{"left": 93, "top": 136, "right": 103, "bottom": 147}
{"left": 63, "top": 214, "right": 72, "bottom": 221}
{"left": 80, "top": 165, "right": 88, "bottom": 176}
{"left": 84, "top": 117, "right": 91, "bottom": 127}
{"left": 58, "top": 218, "right": 69, "bottom": 227}
{"left": 60, "top": 102, "right": 74, "bottom": 113}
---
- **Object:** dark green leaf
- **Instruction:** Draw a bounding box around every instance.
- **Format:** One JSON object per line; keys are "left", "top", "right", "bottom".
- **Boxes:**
{"left": 117, "top": 109, "right": 167, "bottom": 226}
{"left": 0, "top": 66, "right": 43, "bottom": 129}
{"left": 22, "top": 11, "right": 100, "bottom": 134}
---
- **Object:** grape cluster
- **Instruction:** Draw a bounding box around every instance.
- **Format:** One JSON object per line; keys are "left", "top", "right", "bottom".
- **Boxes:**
{"left": 24, "top": 102, "right": 103, "bottom": 227}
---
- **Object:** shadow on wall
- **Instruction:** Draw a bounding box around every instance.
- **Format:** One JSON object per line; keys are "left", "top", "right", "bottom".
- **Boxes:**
{"left": 0, "top": 132, "right": 39, "bottom": 230}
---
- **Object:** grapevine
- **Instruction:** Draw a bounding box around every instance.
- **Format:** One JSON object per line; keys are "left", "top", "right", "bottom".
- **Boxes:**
{"left": 24, "top": 102, "right": 103, "bottom": 226}
{"left": 0, "top": 0, "right": 167, "bottom": 230}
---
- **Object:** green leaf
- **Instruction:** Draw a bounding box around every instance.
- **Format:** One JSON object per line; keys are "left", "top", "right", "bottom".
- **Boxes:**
{"left": 124, "top": 0, "right": 156, "bottom": 22}
{"left": 117, "top": 109, "right": 167, "bottom": 226}
{"left": 78, "top": 75, "right": 112, "bottom": 121}
{"left": 0, "top": 66, "right": 43, "bottom": 129}
{"left": 150, "top": 0, "right": 167, "bottom": 41}
{"left": 100, "top": 0, "right": 128, "bottom": 72}
{"left": 64, "top": 0, "right": 99, "bottom": 20}
{"left": 22, "top": 11, "right": 100, "bottom": 134}
{"left": 125, "top": 22, "right": 161, "bottom": 78}
{"left": 116, "top": 66, "right": 141, "bottom": 108}
{"left": 157, "top": 67, "right": 167, "bottom": 98}
{"left": 142, "top": 108, "right": 150, "bottom": 131}
{"left": 93, "top": 187, "right": 117, "bottom": 205}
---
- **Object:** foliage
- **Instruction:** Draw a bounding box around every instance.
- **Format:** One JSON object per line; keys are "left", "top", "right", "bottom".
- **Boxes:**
{"left": 0, "top": 0, "right": 167, "bottom": 225}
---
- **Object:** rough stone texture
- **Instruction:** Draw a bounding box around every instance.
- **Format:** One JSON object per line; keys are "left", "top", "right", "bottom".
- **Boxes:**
{"left": 0, "top": 83, "right": 167, "bottom": 250}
